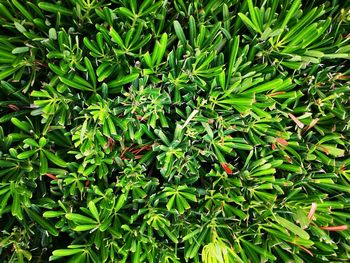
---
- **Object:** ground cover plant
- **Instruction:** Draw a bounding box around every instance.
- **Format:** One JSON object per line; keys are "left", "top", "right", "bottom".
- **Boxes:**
{"left": 0, "top": 0, "right": 350, "bottom": 262}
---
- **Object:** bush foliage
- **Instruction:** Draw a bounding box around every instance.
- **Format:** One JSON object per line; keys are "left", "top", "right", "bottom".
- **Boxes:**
{"left": 0, "top": 0, "right": 350, "bottom": 262}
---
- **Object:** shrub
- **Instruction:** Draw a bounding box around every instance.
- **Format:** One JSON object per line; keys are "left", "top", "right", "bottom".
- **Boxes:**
{"left": 0, "top": 0, "right": 350, "bottom": 262}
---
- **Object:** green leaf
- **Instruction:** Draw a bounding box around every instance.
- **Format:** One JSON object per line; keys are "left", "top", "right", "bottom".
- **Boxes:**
{"left": 39, "top": 137, "right": 47, "bottom": 147}
{"left": 52, "top": 249, "right": 83, "bottom": 257}
{"left": 244, "top": 79, "right": 284, "bottom": 94}
{"left": 173, "top": 21, "right": 187, "bottom": 46}
{"left": 13, "top": 0, "right": 33, "bottom": 21}
{"left": 118, "top": 7, "right": 134, "bottom": 20}
{"left": 275, "top": 215, "right": 310, "bottom": 240}
{"left": 43, "top": 150, "right": 67, "bottom": 167}
{"left": 84, "top": 57, "right": 96, "bottom": 88}
{"left": 166, "top": 195, "right": 176, "bottom": 211}
{"left": 88, "top": 201, "right": 99, "bottom": 222}
{"left": 23, "top": 138, "right": 39, "bottom": 147}
{"left": 83, "top": 37, "right": 100, "bottom": 54}
{"left": 73, "top": 225, "right": 97, "bottom": 231}
{"left": 49, "top": 28, "right": 57, "bottom": 40}
{"left": 0, "top": 81, "right": 29, "bottom": 103}
{"left": 11, "top": 117, "right": 31, "bottom": 132}
{"left": 238, "top": 13, "right": 260, "bottom": 33}
{"left": 154, "top": 33, "right": 168, "bottom": 66}
{"left": 247, "top": 0, "right": 261, "bottom": 33}
{"left": 241, "top": 239, "right": 276, "bottom": 260}
{"left": 281, "top": 0, "right": 301, "bottom": 29}
{"left": 27, "top": 209, "right": 59, "bottom": 236}
{"left": 14, "top": 21, "right": 26, "bottom": 33}
{"left": 65, "top": 213, "right": 97, "bottom": 224}
{"left": 317, "top": 145, "right": 345, "bottom": 157}
{"left": 39, "top": 151, "right": 48, "bottom": 175}
{"left": 108, "top": 73, "right": 139, "bottom": 91}
{"left": 17, "top": 150, "right": 37, "bottom": 159}
{"left": 43, "top": 211, "right": 65, "bottom": 218}
{"left": 12, "top": 47, "right": 29, "bottom": 54}
{"left": 154, "top": 129, "right": 170, "bottom": 145}
{"left": 115, "top": 194, "right": 126, "bottom": 212}
{"left": 162, "top": 225, "right": 178, "bottom": 243}
{"left": 38, "top": 2, "right": 73, "bottom": 16}
{"left": 11, "top": 185, "right": 23, "bottom": 220}
{"left": 59, "top": 77, "right": 93, "bottom": 91}
{"left": 189, "top": 15, "right": 196, "bottom": 47}
{"left": 109, "top": 27, "right": 125, "bottom": 48}
{"left": 0, "top": 67, "right": 19, "bottom": 80}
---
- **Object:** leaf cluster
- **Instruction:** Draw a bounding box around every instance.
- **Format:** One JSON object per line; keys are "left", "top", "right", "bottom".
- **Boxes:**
{"left": 0, "top": 0, "right": 350, "bottom": 262}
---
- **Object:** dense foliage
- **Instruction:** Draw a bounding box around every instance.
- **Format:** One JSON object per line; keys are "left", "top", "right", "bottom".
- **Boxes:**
{"left": 0, "top": 0, "right": 350, "bottom": 262}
